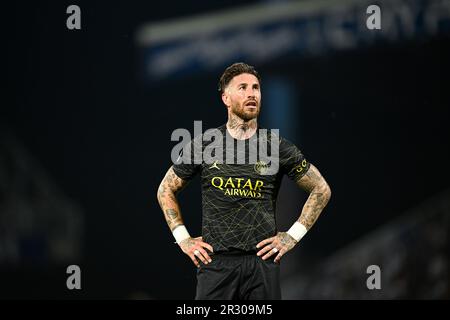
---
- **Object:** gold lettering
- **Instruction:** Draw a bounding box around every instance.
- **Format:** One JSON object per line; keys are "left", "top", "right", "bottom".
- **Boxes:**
{"left": 254, "top": 180, "right": 264, "bottom": 191}
{"left": 211, "top": 177, "right": 224, "bottom": 190}
{"left": 224, "top": 177, "right": 236, "bottom": 189}
{"left": 213, "top": 177, "right": 266, "bottom": 197}
{"left": 242, "top": 179, "right": 253, "bottom": 190}
{"left": 302, "top": 159, "right": 307, "bottom": 167}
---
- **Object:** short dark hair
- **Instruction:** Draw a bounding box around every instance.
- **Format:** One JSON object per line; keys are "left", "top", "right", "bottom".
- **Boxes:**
{"left": 218, "top": 62, "right": 261, "bottom": 94}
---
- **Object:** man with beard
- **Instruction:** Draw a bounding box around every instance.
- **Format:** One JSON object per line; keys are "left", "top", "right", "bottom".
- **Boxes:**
{"left": 157, "top": 62, "right": 331, "bottom": 300}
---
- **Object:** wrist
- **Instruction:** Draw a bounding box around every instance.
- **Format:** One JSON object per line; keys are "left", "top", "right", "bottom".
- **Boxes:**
{"left": 287, "top": 222, "right": 307, "bottom": 242}
{"left": 172, "top": 225, "right": 191, "bottom": 244}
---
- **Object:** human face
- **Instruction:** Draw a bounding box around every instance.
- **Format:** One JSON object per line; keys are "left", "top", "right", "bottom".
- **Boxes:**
{"left": 222, "top": 73, "right": 261, "bottom": 121}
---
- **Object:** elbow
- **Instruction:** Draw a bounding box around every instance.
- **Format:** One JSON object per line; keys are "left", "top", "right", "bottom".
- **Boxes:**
{"left": 156, "top": 181, "right": 164, "bottom": 204}
{"left": 321, "top": 182, "right": 332, "bottom": 203}
{"left": 325, "top": 183, "right": 332, "bottom": 202}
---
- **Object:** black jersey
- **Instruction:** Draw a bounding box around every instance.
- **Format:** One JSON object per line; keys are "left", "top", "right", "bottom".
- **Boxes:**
{"left": 172, "top": 124, "right": 310, "bottom": 253}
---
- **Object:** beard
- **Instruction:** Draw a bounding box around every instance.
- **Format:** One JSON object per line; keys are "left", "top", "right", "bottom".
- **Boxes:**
{"left": 231, "top": 102, "right": 260, "bottom": 121}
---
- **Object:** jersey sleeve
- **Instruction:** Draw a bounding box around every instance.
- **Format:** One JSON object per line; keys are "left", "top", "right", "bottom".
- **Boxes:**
{"left": 172, "top": 135, "right": 202, "bottom": 181}
{"left": 279, "top": 137, "right": 310, "bottom": 181}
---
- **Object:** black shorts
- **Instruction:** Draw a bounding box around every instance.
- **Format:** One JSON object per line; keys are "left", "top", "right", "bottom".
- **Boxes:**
{"left": 195, "top": 250, "right": 281, "bottom": 300}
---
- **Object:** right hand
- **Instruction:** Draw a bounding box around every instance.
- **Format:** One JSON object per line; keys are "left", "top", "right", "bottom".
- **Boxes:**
{"left": 179, "top": 236, "right": 214, "bottom": 268}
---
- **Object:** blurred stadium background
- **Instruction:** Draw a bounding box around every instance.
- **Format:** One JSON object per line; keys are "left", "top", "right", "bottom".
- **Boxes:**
{"left": 2, "top": 0, "right": 449, "bottom": 299}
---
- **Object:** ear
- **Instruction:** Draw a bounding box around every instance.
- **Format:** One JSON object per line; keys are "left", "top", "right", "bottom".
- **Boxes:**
{"left": 221, "top": 92, "right": 230, "bottom": 108}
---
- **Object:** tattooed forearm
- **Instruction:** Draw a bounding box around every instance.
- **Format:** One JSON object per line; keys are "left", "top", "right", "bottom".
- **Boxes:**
{"left": 296, "top": 164, "right": 331, "bottom": 230}
{"left": 166, "top": 208, "right": 178, "bottom": 219}
{"left": 157, "top": 166, "right": 189, "bottom": 231}
{"left": 164, "top": 208, "right": 182, "bottom": 229}
{"left": 300, "top": 191, "right": 329, "bottom": 229}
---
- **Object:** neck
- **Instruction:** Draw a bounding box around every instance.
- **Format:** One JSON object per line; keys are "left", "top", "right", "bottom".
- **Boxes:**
{"left": 226, "top": 113, "right": 257, "bottom": 140}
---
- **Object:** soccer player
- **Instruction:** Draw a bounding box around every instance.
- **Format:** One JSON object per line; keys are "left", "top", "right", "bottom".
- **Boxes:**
{"left": 157, "top": 62, "right": 331, "bottom": 299}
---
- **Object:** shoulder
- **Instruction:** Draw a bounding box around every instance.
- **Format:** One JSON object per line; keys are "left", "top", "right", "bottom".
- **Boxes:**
{"left": 277, "top": 134, "right": 300, "bottom": 151}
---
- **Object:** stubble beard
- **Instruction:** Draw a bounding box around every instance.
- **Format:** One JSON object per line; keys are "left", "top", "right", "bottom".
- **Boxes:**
{"left": 231, "top": 102, "right": 260, "bottom": 122}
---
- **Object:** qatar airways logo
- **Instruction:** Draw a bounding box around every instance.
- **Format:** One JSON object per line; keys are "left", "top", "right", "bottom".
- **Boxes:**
{"left": 171, "top": 121, "right": 279, "bottom": 175}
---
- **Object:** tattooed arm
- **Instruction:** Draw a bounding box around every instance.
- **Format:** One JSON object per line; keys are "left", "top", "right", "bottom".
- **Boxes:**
{"left": 257, "top": 164, "right": 331, "bottom": 262}
{"left": 295, "top": 164, "right": 331, "bottom": 230}
{"left": 157, "top": 166, "right": 213, "bottom": 267}
{"left": 157, "top": 166, "right": 188, "bottom": 232}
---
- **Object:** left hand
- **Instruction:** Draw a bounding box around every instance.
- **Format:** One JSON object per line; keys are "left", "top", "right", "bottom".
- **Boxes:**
{"left": 256, "top": 232, "right": 298, "bottom": 263}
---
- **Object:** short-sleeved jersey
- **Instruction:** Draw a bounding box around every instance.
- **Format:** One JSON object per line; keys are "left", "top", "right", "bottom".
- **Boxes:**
{"left": 173, "top": 124, "right": 310, "bottom": 253}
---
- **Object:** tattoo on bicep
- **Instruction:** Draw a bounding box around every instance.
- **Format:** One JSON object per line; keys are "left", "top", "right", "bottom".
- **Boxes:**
{"left": 296, "top": 165, "right": 324, "bottom": 192}
{"left": 166, "top": 168, "right": 188, "bottom": 193}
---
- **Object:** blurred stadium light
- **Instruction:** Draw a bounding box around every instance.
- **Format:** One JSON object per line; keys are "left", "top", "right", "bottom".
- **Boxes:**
{"left": 136, "top": 0, "right": 450, "bottom": 82}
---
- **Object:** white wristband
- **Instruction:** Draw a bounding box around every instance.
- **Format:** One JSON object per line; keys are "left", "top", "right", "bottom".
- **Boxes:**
{"left": 287, "top": 222, "right": 307, "bottom": 242}
{"left": 172, "top": 225, "right": 191, "bottom": 244}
